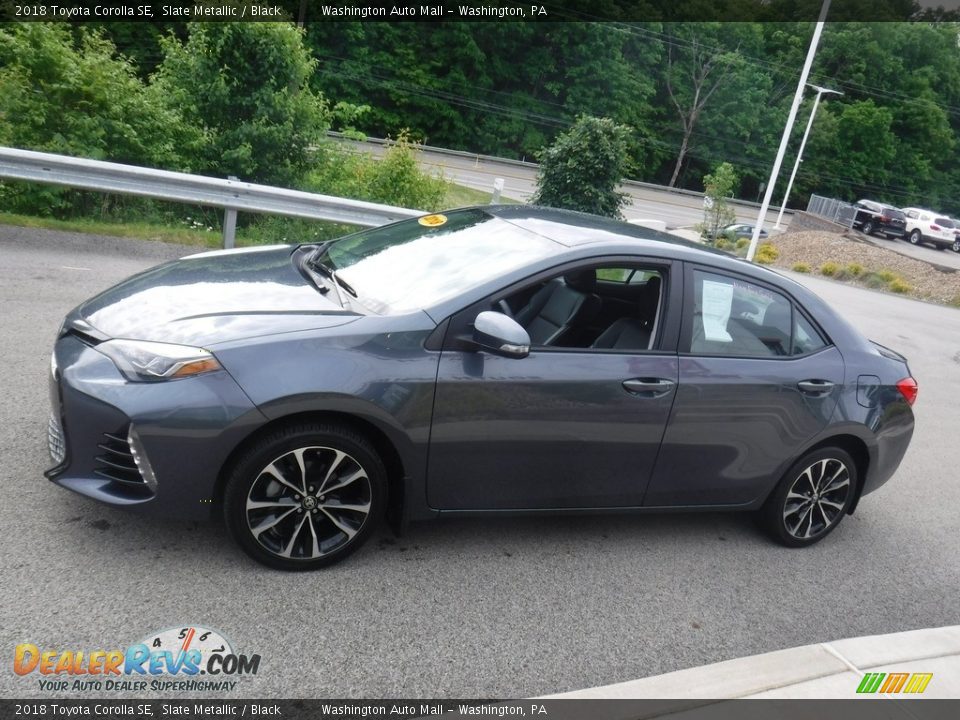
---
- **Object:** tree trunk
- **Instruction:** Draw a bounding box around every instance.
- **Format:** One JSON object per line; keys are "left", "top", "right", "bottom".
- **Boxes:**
{"left": 668, "top": 130, "right": 691, "bottom": 188}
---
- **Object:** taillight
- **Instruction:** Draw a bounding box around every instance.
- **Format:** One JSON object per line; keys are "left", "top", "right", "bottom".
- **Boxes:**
{"left": 931, "top": 224, "right": 941, "bottom": 231}
{"left": 896, "top": 377, "right": 918, "bottom": 405}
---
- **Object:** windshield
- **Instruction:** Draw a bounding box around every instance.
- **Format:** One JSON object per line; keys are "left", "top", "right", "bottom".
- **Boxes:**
{"left": 312, "top": 209, "right": 560, "bottom": 314}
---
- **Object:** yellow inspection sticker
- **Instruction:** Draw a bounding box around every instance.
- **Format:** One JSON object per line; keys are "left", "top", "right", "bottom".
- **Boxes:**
{"left": 418, "top": 214, "right": 448, "bottom": 227}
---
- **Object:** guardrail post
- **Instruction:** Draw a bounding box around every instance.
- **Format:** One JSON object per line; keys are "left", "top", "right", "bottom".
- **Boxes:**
{"left": 491, "top": 178, "right": 504, "bottom": 204}
{"left": 222, "top": 175, "right": 238, "bottom": 249}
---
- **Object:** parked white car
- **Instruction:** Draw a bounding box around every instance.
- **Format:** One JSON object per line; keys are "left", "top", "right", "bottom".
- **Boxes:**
{"left": 900, "top": 207, "right": 956, "bottom": 250}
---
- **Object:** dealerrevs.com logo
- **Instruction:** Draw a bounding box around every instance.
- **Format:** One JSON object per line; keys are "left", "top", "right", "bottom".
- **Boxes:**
{"left": 14, "top": 626, "right": 261, "bottom": 693}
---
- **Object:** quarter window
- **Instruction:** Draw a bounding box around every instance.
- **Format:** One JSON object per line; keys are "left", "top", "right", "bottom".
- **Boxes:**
{"left": 688, "top": 271, "right": 825, "bottom": 357}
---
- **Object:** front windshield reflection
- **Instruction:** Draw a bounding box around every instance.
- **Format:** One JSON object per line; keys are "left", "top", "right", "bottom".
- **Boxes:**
{"left": 329, "top": 214, "right": 559, "bottom": 314}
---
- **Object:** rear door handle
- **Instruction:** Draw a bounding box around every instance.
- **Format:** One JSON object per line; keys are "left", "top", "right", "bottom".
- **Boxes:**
{"left": 622, "top": 378, "right": 675, "bottom": 397}
{"left": 797, "top": 379, "right": 835, "bottom": 396}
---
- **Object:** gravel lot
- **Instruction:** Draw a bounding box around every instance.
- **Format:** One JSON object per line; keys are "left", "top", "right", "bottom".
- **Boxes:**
{"left": 770, "top": 230, "right": 960, "bottom": 304}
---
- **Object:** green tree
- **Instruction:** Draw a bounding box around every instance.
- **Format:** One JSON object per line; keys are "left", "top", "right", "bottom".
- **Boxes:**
{"left": 532, "top": 116, "right": 630, "bottom": 218}
{"left": 699, "top": 162, "right": 738, "bottom": 241}
{"left": 152, "top": 22, "right": 329, "bottom": 187}
{"left": 0, "top": 23, "right": 193, "bottom": 215}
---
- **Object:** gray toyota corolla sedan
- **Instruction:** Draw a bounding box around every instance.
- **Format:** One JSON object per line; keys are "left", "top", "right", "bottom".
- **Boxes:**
{"left": 46, "top": 206, "right": 917, "bottom": 570}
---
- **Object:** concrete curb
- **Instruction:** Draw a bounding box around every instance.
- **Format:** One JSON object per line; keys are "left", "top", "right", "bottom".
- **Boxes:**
{"left": 543, "top": 626, "right": 960, "bottom": 699}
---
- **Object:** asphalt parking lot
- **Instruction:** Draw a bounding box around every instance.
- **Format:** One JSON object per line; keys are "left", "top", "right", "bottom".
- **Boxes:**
{"left": 1, "top": 224, "right": 958, "bottom": 700}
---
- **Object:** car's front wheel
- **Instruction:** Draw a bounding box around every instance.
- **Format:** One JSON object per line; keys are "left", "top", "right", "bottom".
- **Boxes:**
{"left": 909, "top": 229, "right": 922, "bottom": 245}
{"left": 224, "top": 423, "right": 386, "bottom": 570}
{"left": 862, "top": 220, "right": 874, "bottom": 235}
{"left": 759, "top": 447, "right": 857, "bottom": 548}
{"left": 953, "top": 238, "right": 960, "bottom": 253}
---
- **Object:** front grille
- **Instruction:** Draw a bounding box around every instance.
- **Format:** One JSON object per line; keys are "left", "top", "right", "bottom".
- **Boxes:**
{"left": 93, "top": 428, "right": 146, "bottom": 487}
{"left": 47, "top": 415, "right": 66, "bottom": 465}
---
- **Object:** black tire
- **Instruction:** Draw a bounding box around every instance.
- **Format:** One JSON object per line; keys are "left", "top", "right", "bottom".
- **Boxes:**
{"left": 759, "top": 447, "right": 858, "bottom": 548}
{"left": 953, "top": 239, "right": 960, "bottom": 253}
{"left": 909, "top": 229, "right": 922, "bottom": 245}
{"left": 224, "top": 423, "right": 387, "bottom": 570}
{"left": 862, "top": 220, "right": 874, "bottom": 235}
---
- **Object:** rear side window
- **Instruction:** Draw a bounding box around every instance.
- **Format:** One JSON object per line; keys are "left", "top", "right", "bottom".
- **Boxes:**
{"left": 935, "top": 217, "right": 953, "bottom": 227}
{"left": 687, "top": 270, "right": 827, "bottom": 357}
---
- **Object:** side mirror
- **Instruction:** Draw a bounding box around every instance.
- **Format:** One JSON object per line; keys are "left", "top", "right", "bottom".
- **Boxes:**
{"left": 472, "top": 311, "right": 530, "bottom": 359}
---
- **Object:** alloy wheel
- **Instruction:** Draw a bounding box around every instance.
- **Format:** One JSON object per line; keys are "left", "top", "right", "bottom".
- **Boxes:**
{"left": 782, "top": 457, "right": 851, "bottom": 540}
{"left": 245, "top": 446, "right": 372, "bottom": 561}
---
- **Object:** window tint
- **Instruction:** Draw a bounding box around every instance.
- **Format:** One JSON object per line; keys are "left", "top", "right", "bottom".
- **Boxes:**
{"left": 793, "top": 313, "right": 828, "bottom": 356}
{"left": 689, "top": 271, "right": 794, "bottom": 357}
{"left": 935, "top": 217, "right": 953, "bottom": 227}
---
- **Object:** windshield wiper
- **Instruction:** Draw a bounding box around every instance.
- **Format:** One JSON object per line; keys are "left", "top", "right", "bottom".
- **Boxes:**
{"left": 306, "top": 256, "right": 356, "bottom": 310}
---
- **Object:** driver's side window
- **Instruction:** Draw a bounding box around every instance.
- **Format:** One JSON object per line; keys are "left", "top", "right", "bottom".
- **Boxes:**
{"left": 496, "top": 265, "right": 664, "bottom": 352}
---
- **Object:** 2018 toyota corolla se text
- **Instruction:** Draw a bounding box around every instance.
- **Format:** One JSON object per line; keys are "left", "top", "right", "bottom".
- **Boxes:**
{"left": 45, "top": 206, "right": 917, "bottom": 570}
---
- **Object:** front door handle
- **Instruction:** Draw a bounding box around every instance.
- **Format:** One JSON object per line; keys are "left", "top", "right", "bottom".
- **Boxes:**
{"left": 622, "top": 378, "right": 675, "bottom": 397}
{"left": 797, "top": 379, "right": 835, "bottom": 396}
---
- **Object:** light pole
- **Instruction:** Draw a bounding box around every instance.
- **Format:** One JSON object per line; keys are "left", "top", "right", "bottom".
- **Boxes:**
{"left": 774, "top": 84, "right": 843, "bottom": 229}
{"left": 747, "top": 0, "right": 831, "bottom": 262}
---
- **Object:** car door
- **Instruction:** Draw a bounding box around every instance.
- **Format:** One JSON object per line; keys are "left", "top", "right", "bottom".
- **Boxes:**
{"left": 643, "top": 264, "right": 843, "bottom": 508}
{"left": 427, "top": 259, "right": 681, "bottom": 510}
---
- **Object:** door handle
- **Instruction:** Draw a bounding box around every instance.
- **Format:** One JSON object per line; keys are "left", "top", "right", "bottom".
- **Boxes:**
{"left": 797, "top": 379, "right": 835, "bottom": 396}
{"left": 622, "top": 378, "right": 675, "bottom": 397}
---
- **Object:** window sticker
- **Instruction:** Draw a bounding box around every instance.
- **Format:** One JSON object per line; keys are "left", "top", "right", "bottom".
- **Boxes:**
{"left": 418, "top": 213, "right": 448, "bottom": 227}
{"left": 701, "top": 280, "right": 733, "bottom": 342}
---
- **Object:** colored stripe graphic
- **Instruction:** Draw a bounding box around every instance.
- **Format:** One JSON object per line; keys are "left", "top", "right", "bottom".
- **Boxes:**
{"left": 857, "top": 673, "right": 885, "bottom": 693}
{"left": 903, "top": 673, "right": 933, "bottom": 694}
{"left": 880, "top": 673, "right": 909, "bottom": 693}
{"left": 856, "top": 672, "right": 933, "bottom": 694}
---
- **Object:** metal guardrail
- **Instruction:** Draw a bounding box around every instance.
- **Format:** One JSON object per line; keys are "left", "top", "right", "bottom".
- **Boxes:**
{"left": 806, "top": 194, "right": 856, "bottom": 228}
{"left": 0, "top": 147, "right": 424, "bottom": 247}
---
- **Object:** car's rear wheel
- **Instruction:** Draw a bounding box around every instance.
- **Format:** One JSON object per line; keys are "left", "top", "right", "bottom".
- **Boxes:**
{"left": 224, "top": 423, "right": 386, "bottom": 570}
{"left": 953, "top": 239, "right": 960, "bottom": 253}
{"left": 759, "top": 447, "right": 857, "bottom": 548}
{"left": 862, "top": 220, "right": 874, "bottom": 235}
{"left": 909, "top": 229, "right": 922, "bottom": 245}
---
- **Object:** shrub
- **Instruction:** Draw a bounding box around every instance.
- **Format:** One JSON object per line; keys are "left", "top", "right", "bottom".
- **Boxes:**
{"left": 792, "top": 262, "right": 811, "bottom": 273}
{"left": 819, "top": 261, "right": 840, "bottom": 277}
{"left": 735, "top": 237, "right": 750, "bottom": 249}
{"left": 861, "top": 272, "right": 887, "bottom": 289}
{"left": 888, "top": 277, "right": 911, "bottom": 294}
{"left": 715, "top": 239, "right": 734, "bottom": 250}
{"left": 533, "top": 115, "right": 630, "bottom": 218}
{"left": 754, "top": 242, "right": 780, "bottom": 264}
{"left": 949, "top": 295, "right": 960, "bottom": 308}
{"left": 845, "top": 263, "right": 864, "bottom": 277}
{"left": 878, "top": 269, "right": 897, "bottom": 283}
{"left": 310, "top": 132, "right": 446, "bottom": 210}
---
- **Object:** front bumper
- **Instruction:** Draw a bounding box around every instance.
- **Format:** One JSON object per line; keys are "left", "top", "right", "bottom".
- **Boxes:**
{"left": 47, "top": 334, "right": 266, "bottom": 520}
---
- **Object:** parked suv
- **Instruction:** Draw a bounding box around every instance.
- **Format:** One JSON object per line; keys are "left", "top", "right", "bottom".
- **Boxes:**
{"left": 852, "top": 200, "right": 906, "bottom": 239}
{"left": 900, "top": 208, "right": 955, "bottom": 250}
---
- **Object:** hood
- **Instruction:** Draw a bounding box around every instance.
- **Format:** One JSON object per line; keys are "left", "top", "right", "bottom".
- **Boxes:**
{"left": 75, "top": 245, "right": 359, "bottom": 346}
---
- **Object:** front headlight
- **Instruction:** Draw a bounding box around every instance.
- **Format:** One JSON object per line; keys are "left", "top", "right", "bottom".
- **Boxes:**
{"left": 95, "top": 339, "right": 223, "bottom": 382}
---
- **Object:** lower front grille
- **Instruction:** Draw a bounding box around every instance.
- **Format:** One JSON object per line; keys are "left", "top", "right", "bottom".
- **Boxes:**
{"left": 47, "top": 415, "right": 66, "bottom": 465}
{"left": 94, "top": 428, "right": 146, "bottom": 487}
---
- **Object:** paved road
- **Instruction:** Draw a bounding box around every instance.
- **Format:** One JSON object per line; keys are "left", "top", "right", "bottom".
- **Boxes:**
{"left": 343, "top": 138, "right": 789, "bottom": 229}
{"left": 1, "top": 225, "right": 958, "bottom": 701}
{"left": 856, "top": 230, "right": 960, "bottom": 271}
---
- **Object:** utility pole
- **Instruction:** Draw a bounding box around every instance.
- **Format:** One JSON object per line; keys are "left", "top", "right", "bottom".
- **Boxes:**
{"left": 747, "top": 0, "right": 831, "bottom": 262}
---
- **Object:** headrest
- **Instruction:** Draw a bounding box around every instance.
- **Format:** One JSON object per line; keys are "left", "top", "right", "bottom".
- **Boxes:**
{"left": 564, "top": 268, "right": 597, "bottom": 293}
